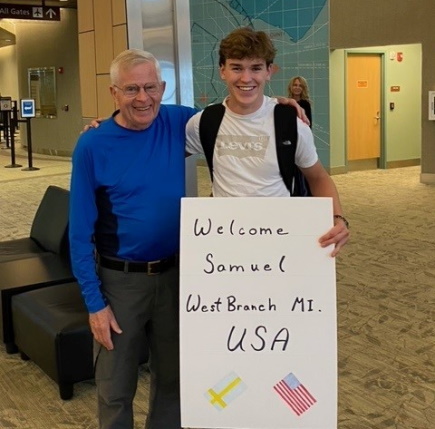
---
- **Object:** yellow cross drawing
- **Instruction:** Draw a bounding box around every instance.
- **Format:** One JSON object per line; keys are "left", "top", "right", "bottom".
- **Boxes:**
{"left": 208, "top": 377, "right": 242, "bottom": 408}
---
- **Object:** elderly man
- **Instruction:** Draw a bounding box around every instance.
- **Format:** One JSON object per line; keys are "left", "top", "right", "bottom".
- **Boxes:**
{"left": 69, "top": 49, "right": 196, "bottom": 429}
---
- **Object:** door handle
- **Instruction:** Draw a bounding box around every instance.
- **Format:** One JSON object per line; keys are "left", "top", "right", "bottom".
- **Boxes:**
{"left": 374, "top": 112, "right": 381, "bottom": 121}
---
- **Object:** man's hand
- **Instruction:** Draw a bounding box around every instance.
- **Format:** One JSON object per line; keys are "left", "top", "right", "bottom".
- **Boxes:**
{"left": 81, "top": 117, "right": 105, "bottom": 133}
{"left": 89, "top": 305, "right": 123, "bottom": 350}
{"left": 319, "top": 220, "right": 350, "bottom": 257}
{"left": 275, "top": 96, "right": 310, "bottom": 126}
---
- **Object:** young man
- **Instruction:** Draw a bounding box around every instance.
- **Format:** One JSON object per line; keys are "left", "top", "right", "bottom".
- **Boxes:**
{"left": 185, "top": 27, "right": 349, "bottom": 255}
{"left": 69, "top": 49, "right": 196, "bottom": 429}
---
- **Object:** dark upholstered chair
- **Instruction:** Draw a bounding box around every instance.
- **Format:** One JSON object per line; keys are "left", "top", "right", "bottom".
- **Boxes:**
{"left": 12, "top": 282, "right": 92, "bottom": 400}
{"left": 12, "top": 282, "right": 149, "bottom": 400}
{"left": 0, "top": 185, "right": 70, "bottom": 262}
{"left": 0, "top": 254, "right": 74, "bottom": 354}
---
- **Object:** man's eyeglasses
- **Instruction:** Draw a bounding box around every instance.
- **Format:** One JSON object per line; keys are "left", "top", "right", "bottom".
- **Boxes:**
{"left": 114, "top": 82, "right": 162, "bottom": 98}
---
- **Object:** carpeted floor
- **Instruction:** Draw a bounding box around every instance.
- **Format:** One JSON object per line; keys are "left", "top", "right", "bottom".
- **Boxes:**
{"left": 0, "top": 147, "right": 434, "bottom": 428}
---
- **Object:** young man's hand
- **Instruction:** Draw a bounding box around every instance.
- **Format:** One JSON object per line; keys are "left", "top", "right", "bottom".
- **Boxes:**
{"left": 319, "top": 219, "right": 350, "bottom": 257}
{"left": 81, "top": 117, "right": 105, "bottom": 133}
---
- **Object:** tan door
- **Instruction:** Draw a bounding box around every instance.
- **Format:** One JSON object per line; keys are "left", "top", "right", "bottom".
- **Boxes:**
{"left": 346, "top": 54, "right": 382, "bottom": 162}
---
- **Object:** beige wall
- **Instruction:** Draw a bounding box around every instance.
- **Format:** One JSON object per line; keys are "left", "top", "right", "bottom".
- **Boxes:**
{"left": 14, "top": 9, "right": 82, "bottom": 156}
{"left": 330, "top": 0, "right": 435, "bottom": 183}
{"left": 0, "top": 22, "right": 19, "bottom": 101}
{"left": 77, "top": 0, "right": 127, "bottom": 121}
{"left": 0, "top": 45, "right": 18, "bottom": 101}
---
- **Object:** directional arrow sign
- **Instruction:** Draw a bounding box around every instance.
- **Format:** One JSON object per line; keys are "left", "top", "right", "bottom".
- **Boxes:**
{"left": 46, "top": 8, "right": 57, "bottom": 19}
{"left": 0, "top": 4, "right": 60, "bottom": 21}
{"left": 21, "top": 99, "right": 36, "bottom": 118}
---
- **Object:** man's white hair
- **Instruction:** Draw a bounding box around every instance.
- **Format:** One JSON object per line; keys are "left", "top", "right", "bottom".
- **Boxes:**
{"left": 110, "top": 49, "right": 162, "bottom": 85}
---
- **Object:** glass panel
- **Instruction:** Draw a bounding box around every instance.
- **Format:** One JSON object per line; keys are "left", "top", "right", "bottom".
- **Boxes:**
{"left": 27, "top": 67, "right": 57, "bottom": 118}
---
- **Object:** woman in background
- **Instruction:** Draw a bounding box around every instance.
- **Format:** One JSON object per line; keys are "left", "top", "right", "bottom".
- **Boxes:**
{"left": 288, "top": 76, "right": 312, "bottom": 127}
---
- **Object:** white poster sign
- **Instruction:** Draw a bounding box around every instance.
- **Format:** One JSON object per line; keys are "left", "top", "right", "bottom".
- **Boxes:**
{"left": 180, "top": 197, "right": 337, "bottom": 429}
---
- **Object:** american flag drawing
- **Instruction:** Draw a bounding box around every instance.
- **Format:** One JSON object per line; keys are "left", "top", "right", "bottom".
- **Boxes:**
{"left": 273, "top": 372, "right": 317, "bottom": 416}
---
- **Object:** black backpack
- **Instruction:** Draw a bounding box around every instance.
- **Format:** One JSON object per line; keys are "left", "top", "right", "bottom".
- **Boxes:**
{"left": 198, "top": 103, "right": 311, "bottom": 197}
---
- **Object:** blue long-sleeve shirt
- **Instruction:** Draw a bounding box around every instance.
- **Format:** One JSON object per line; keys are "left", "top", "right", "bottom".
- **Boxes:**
{"left": 69, "top": 105, "right": 196, "bottom": 313}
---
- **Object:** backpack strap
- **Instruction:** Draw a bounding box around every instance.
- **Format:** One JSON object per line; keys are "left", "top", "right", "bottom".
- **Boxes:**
{"left": 274, "top": 104, "right": 298, "bottom": 195}
{"left": 198, "top": 103, "right": 226, "bottom": 181}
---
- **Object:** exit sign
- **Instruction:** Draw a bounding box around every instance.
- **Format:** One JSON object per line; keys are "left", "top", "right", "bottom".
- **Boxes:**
{"left": 0, "top": 5, "right": 60, "bottom": 21}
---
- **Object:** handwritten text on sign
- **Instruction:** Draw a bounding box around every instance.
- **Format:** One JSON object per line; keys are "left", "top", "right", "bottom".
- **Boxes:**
{"left": 180, "top": 197, "right": 337, "bottom": 429}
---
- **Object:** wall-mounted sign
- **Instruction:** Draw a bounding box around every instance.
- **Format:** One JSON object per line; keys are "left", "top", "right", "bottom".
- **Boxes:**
{"left": 0, "top": 5, "right": 60, "bottom": 21}
{"left": 390, "top": 86, "right": 401, "bottom": 92}
{"left": 0, "top": 97, "right": 12, "bottom": 112}
{"left": 21, "top": 99, "right": 36, "bottom": 118}
{"left": 357, "top": 80, "right": 368, "bottom": 88}
{"left": 28, "top": 67, "right": 57, "bottom": 119}
{"left": 429, "top": 91, "right": 435, "bottom": 121}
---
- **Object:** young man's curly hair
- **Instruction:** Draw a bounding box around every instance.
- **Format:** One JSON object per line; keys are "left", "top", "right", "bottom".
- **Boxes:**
{"left": 219, "top": 27, "right": 277, "bottom": 67}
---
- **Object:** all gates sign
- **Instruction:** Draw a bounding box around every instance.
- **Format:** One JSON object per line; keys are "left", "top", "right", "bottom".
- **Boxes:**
{"left": 0, "top": 4, "right": 60, "bottom": 21}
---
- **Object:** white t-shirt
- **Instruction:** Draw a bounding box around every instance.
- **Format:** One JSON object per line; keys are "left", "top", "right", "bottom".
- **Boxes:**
{"left": 185, "top": 96, "right": 318, "bottom": 197}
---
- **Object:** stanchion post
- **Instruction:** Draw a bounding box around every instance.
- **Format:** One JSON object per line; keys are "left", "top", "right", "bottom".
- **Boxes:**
{"left": 22, "top": 117, "right": 39, "bottom": 171}
{"left": 0, "top": 97, "right": 12, "bottom": 148}
{"left": 20, "top": 98, "right": 39, "bottom": 172}
{"left": 4, "top": 108, "right": 22, "bottom": 168}
{"left": 4, "top": 110, "right": 10, "bottom": 149}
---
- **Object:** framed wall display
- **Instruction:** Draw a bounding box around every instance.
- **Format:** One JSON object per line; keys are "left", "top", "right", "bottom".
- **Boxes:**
{"left": 27, "top": 67, "right": 57, "bottom": 118}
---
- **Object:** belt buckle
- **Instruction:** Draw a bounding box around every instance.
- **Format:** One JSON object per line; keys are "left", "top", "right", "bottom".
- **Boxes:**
{"left": 147, "top": 260, "right": 160, "bottom": 275}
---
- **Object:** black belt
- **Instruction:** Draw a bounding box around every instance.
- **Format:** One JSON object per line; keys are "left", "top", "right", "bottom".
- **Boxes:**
{"left": 98, "top": 254, "right": 178, "bottom": 275}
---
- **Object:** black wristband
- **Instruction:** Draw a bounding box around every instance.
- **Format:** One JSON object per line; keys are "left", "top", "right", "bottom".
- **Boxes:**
{"left": 334, "top": 214, "right": 349, "bottom": 229}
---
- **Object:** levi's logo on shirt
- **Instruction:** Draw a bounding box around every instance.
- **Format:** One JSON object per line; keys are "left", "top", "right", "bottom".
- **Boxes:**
{"left": 216, "top": 134, "right": 270, "bottom": 159}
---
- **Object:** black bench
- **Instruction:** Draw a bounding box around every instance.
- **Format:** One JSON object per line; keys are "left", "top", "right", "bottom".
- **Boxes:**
{"left": 12, "top": 282, "right": 149, "bottom": 400}
{"left": 0, "top": 253, "right": 75, "bottom": 353}
{"left": 12, "top": 282, "right": 93, "bottom": 400}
